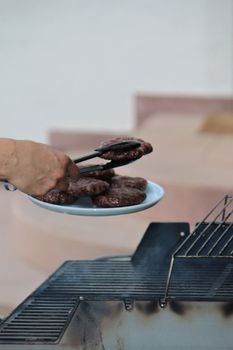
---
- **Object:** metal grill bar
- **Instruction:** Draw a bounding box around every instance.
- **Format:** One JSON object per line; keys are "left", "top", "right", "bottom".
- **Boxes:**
{"left": 178, "top": 196, "right": 233, "bottom": 256}
{"left": 208, "top": 222, "right": 233, "bottom": 255}
{"left": 0, "top": 289, "right": 79, "bottom": 344}
{"left": 160, "top": 195, "right": 233, "bottom": 307}
{"left": 1, "top": 258, "right": 233, "bottom": 344}
{"left": 196, "top": 209, "right": 233, "bottom": 256}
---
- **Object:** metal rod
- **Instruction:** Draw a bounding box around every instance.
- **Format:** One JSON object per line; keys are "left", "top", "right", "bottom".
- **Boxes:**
{"left": 208, "top": 223, "right": 233, "bottom": 255}
{"left": 219, "top": 226, "right": 233, "bottom": 255}
{"left": 222, "top": 195, "right": 229, "bottom": 221}
{"left": 183, "top": 197, "right": 233, "bottom": 256}
{"left": 159, "top": 256, "right": 175, "bottom": 308}
{"left": 174, "top": 195, "right": 229, "bottom": 256}
{"left": 196, "top": 209, "right": 233, "bottom": 255}
{"left": 162, "top": 195, "right": 233, "bottom": 306}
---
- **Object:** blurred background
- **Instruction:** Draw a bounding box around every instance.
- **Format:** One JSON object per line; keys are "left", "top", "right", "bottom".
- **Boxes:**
{"left": 0, "top": 0, "right": 232, "bottom": 319}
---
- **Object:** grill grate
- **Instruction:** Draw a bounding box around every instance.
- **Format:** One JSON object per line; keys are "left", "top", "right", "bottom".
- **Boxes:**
{"left": 1, "top": 257, "right": 233, "bottom": 344}
{"left": 176, "top": 195, "right": 233, "bottom": 257}
{"left": 0, "top": 267, "right": 80, "bottom": 344}
{"left": 161, "top": 195, "right": 233, "bottom": 307}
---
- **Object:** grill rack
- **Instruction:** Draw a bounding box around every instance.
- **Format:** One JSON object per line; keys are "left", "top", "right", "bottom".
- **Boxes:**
{"left": 160, "top": 195, "right": 233, "bottom": 307}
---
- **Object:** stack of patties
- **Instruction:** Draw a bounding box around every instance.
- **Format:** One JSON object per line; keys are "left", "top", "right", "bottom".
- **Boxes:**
{"left": 37, "top": 174, "right": 111, "bottom": 205}
{"left": 91, "top": 174, "right": 147, "bottom": 208}
{"left": 37, "top": 137, "right": 152, "bottom": 207}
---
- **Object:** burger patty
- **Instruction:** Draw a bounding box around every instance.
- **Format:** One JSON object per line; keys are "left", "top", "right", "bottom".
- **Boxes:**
{"left": 67, "top": 177, "right": 110, "bottom": 197}
{"left": 99, "top": 136, "right": 153, "bottom": 161}
{"left": 92, "top": 187, "right": 146, "bottom": 208}
{"left": 37, "top": 189, "right": 76, "bottom": 205}
{"left": 110, "top": 175, "right": 147, "bottom": 191}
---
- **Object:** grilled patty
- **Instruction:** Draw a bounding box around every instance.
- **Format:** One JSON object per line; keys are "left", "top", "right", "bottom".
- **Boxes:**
{"left": 92, "top": 187, "right": 146, "bottom": 208}
{"left": 37, "top": 189, "right": 76, "bottom": 205}
{"left": 110, "top": 175, "right": 147, "bottom": 191}
{"left": 99, "top": 136, "right": 153, "bottom": 161}
{"left": 67, "top": 177, "right": 110, "bottom": 197}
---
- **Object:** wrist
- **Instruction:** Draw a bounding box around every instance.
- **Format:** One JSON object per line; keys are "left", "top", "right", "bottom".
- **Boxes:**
{"left": 0, "top": 138, "right": 17, "bottom": 180}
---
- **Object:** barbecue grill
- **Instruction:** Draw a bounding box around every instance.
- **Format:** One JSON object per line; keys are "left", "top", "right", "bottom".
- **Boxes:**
{"left": 0, "top": 195, "right": 233, "bottom": 349}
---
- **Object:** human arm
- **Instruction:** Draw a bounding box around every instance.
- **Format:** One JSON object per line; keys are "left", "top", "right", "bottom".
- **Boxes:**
{"left": 0, "top": 138, "right": 79, "bottom": 196}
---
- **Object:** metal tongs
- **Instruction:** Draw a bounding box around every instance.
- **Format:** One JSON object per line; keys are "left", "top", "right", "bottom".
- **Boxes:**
{"left": 74, "top": 140, "right": 141, "bottom": 175}
{"left": 3, "top": 140, "right": 141, "bottom": 191}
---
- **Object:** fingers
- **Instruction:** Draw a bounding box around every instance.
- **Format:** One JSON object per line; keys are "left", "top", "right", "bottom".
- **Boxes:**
{"left": 66, "top": 160, "right": 79, "bottom": 180}
{"left": 54, "top": 160, "right": 79, "bottom": 192}
{"left": 55, "top": 177, "right": 69, "bottom": 192}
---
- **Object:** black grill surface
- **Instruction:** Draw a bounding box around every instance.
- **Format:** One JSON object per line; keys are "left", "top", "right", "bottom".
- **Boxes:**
{"left": 1, "top": 222, "right": 233, "bottom": 344}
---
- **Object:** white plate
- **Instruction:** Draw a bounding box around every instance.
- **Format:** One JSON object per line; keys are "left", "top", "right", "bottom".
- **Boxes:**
{"left": 28, "top": 181, "right": 164, "bottom": 216}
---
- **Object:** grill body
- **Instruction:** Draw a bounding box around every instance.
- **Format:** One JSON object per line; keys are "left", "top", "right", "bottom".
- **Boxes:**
{"left": 1, "top": 301, "right": 233, "bottom": 350}
{"left": 0, "top": 222, "right": 233, "bottom": 349}
{"left": 61, "top": 300, "right": 233, "bottom": 350}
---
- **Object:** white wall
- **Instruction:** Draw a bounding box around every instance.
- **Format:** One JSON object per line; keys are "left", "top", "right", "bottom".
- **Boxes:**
{"left": 0, "top": 0, "right": 232, "bottom": 142}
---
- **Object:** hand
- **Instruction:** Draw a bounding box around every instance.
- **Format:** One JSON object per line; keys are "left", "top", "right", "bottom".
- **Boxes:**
{"left": 4, "top": 140, "right": 79, "bottom": 196}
